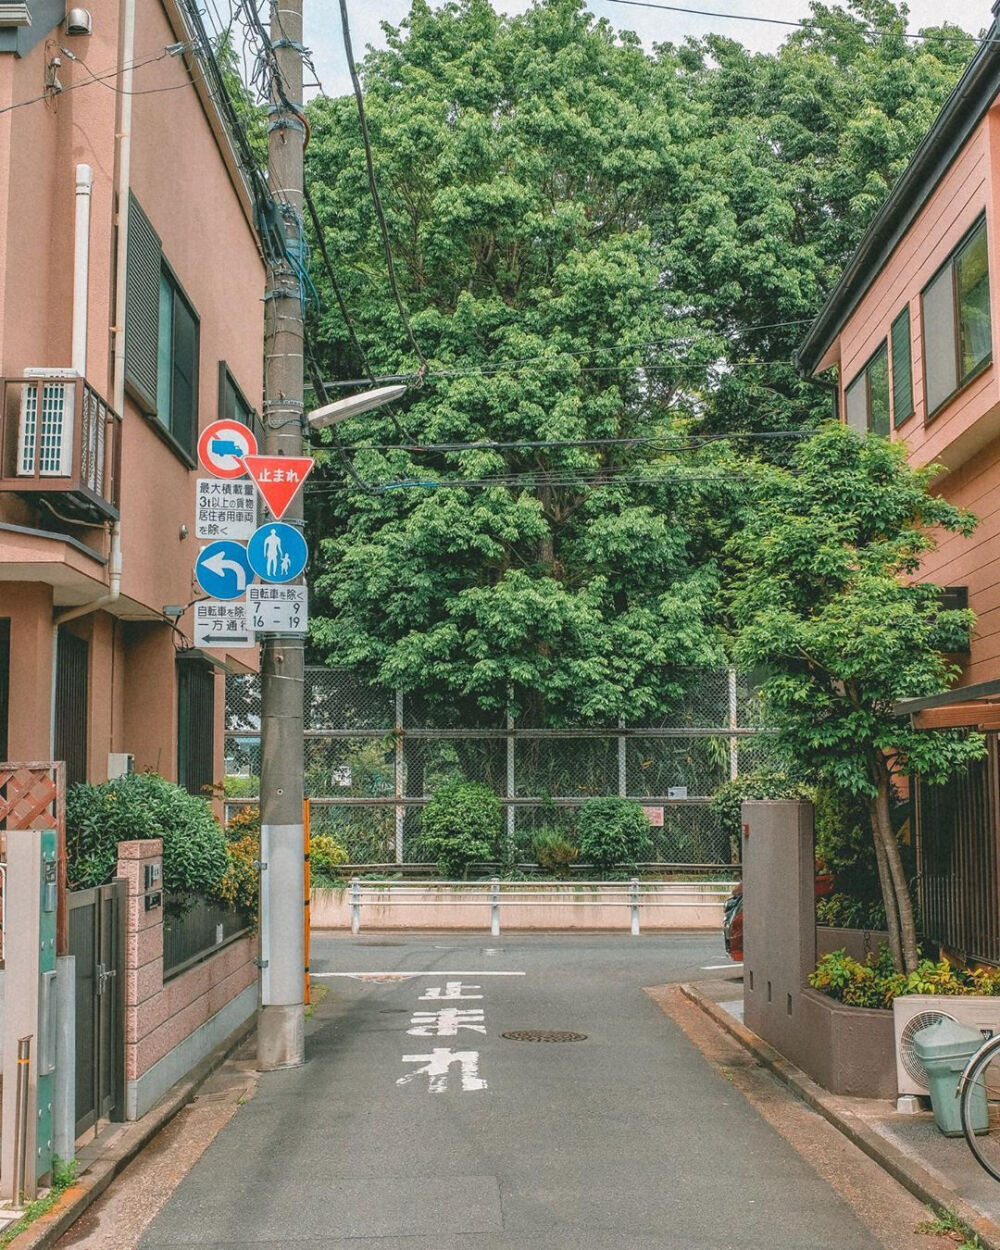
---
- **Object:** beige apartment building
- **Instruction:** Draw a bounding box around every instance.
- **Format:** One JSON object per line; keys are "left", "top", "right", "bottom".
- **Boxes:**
{"left": 0, "top": 0, "right": 264, "bottom": 790}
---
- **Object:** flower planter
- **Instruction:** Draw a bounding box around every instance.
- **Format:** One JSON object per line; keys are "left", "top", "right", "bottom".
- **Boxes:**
{"left": 795, "top": 988, "right": 896, "bottom": 1099}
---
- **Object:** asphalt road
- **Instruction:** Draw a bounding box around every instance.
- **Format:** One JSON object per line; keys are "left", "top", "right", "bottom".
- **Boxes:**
{"left": 131, "top": 934, "right": 927, "bottom": 1250}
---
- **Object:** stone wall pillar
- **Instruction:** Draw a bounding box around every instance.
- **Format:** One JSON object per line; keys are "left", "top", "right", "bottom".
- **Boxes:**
{"left": 116, "top": 839, "right": 164, "bottom": 1113}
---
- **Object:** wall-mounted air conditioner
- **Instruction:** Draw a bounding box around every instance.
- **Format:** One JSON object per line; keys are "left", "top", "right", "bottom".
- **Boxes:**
{"left": 893, "top": 995, "right": 1000, "bottom": 1096}
{"left": 17, "top": 369, "right": 76, "bottom": 478}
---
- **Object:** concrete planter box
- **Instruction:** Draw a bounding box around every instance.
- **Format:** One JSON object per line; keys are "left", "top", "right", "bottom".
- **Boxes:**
{"left": 310, "top": 882, "right": 728, "bottom": 932}
{"left": 817, "top": 926, "right": 892, "bottom": 962}
{"left": 796, "top": 987, "right": 896, "bottom": 1099}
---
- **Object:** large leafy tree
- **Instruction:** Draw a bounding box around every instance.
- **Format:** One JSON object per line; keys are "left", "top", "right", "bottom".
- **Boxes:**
{"left": 727, "top": 425, "right": 983, "bottom": 972}
{"left": 305, "top": 0, "right": 726, "bottom": 723}
{"left": 665, "top": 1, "right": 977, "bottom": 439}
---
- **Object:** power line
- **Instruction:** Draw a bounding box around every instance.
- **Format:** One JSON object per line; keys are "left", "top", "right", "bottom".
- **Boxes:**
{"left": 347, "top": 429, "right": 820, "bottom": 454}
{"left": 601, "top": 0, "right": 985, "bottom": 46}
{"left": 0, "top": 43, "right": 192, "bottom": 117}
{"left": 337, "top": 0, "right": 428, "bottom": 376}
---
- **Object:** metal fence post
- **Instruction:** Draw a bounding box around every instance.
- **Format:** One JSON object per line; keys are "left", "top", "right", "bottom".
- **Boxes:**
{"left": 491, "top": 877, "right": 501, "bottom": 937}
{"left": 728, "top": 668, "right": 739, "bottom": 781}
{"left": 618, "top": 716, "right": 627, "bottom": 798}
{"left": 630, "top": 878, "right": 640, "bottom": 936}
{"left": 395, "top": 690, "right": 405, "bottom": 864}
{"left": 350, "top": 877, "right": 362, "bottom": 935}
{"left": 12, "top": 1035, "right": 31, "bottom": 1209}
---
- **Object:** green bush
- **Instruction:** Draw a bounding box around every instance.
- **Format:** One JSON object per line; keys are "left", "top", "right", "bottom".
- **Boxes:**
{"left": 815, "top": 892, "right": 887, "bottom": 931}
{"left": 310, "top": 834, "right": 349, "bottom": 881}
{"left": 532, "top": 828, "right": 579, "bottom": 875}
{"left": 576, "top": 798, "right": 651, "bottom": 873}
{"left": 66, "top": 772, "right": 228, "bottom": 898}
{"left": 711, "top": 772, "right": 811, "bottom": 855}
{"left": 810, "top": 946, "right": 1000, "bottom": 1009}
{"left": 421, "top": 780, "right": 500, "bottom": 878}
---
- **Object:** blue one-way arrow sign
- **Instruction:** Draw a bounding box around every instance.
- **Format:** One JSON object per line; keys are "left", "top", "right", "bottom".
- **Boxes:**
{"left": 195, "top": 541, "right": 254, "bottom": 600}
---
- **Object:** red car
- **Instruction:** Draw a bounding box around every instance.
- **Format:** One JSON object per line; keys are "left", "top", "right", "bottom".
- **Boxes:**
{"left": 723, "top": 874, "right": 833, "bottom": 963}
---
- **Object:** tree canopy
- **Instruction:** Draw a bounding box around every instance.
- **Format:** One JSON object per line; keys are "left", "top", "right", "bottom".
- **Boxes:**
{"left": 303, "top": 0, "right": 977, "bottom": 723}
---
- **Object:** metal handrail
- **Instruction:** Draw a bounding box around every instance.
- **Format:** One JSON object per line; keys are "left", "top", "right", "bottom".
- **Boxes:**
{"left": 347, "top": 877, "right": 731, "bottom": 937}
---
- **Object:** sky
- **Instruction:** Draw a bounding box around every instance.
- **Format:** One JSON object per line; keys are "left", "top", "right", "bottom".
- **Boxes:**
{"left": 305, "top": 0, "right": 996, "bottom": 97}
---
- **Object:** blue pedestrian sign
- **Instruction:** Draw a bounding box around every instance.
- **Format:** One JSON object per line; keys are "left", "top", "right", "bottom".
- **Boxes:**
{"left": 247, "top": 522, "right": 308, "bottom": 583}
{"left": 195, "top": 540, "right": 254, "bottom": 600}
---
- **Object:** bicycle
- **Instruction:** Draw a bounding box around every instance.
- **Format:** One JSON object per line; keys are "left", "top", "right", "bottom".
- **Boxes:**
{"left": 958, "top": 1032, "right": 1000, "bottom": 1178}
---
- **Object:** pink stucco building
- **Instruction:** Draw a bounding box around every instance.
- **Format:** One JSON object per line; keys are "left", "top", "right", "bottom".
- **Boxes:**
{"left": 797, "top": 9, "right": 1000, "bottom": 962}
{"left": 0, "top": 0, "right": 263, "bottom": 789}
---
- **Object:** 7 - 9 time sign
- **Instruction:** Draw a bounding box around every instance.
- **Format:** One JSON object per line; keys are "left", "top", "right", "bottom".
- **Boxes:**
{"left": 247, "top": 584, "right": 307, "bottom": 634}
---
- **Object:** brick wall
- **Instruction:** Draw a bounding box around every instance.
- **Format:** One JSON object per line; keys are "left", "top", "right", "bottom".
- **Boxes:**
{"left": 117, "top": 840, "right": 257, "bottom": 1119}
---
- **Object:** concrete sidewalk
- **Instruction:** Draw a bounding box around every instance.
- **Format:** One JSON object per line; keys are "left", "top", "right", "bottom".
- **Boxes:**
{"left": 686, "top": 979, "right": 1000, "bottom": 1249}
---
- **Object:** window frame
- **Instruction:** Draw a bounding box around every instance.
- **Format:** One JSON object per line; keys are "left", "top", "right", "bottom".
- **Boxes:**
{"left": 217, "top": 361, "right": 261, "bottom": 443}
{"left": 844, "top": 339, "right": 891, "bottom": 436}
{"left": 155, "top": 260, "right": 200, "bottom": 463}
{"left": 891, "top": 305, "right": 914, "bottom": 428}
{"left": 0, "top": 618, "right": 8, "bottom": 762}
{"left": 921, "top": 214, "right": 993, "bottom": 423}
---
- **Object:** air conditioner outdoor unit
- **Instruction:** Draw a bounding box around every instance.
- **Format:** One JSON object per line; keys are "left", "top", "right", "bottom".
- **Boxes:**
{"left": 17, "top": 369, "right": 76, "bottom": 478}
{"left": 893, "top": 995, "right": 1000, "bottom": 1096}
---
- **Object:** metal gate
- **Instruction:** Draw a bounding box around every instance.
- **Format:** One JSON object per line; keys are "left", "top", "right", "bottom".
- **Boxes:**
{"left": 68, "top": 883, "right": 124, "bottom": 1134}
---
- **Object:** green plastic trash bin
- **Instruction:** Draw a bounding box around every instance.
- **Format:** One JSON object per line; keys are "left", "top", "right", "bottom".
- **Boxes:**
{"left": 913, "top": 1017, "right": 987, "bottom": 1137}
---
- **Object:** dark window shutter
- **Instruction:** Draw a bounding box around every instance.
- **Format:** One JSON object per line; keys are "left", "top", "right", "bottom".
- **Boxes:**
{"left": 125, "top": 194, "right": 161, "bottom": 412}
{"left": 178, "top": 660, "right": 215, "bottom": 796}
{"left": 0, "top": 618, "right": 9, "bottom": 761}
{"left": 170, "top": 293, "right": 199, "bottom": 453}
{"left": 891, "top": 307, "right": 913, "bottom": 426}
{"left": 55, "top": 631, "right": 89, "bottom": 786}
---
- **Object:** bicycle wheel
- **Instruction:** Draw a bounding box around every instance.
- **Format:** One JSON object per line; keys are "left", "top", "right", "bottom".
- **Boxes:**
{"left": 961, "top": 1035, "right": 1000, "bottom": 1181}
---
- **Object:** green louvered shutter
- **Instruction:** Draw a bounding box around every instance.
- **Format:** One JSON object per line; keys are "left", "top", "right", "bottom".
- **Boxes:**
{"left": 891, "top": 307, "right": 914, "bottom": 427}
{"left": 124, "top": 194, "right": 161, "bottom": 412}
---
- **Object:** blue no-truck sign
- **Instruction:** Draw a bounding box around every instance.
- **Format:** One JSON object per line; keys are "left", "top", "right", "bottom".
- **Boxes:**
{"left": 246, "top": 522, "right": 308, "bottom": 583}
{"left": 195, "top": 540, "right": 254, "bottom": 600}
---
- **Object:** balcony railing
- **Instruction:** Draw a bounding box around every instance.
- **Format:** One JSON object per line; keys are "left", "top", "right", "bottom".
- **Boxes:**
{"left": 1, "top": 374, "right": 122, "bottom": 521}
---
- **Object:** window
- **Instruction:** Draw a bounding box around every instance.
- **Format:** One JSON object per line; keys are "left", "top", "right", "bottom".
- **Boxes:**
{"left": 124, "top": 195, "right": 199, "bottom": 457}
{"left": 922, "top": 217, "right": 992, "bottom": 418}
{"left": 891, "top": 307, "right": 914, "bottom": 427}
{"left": 177, "top": 658, "right": 215, "bottom": 796}
{"left": 54, "top": 630, "right": 88, "bottom": 786}
{"left": 156, "top": 268, "right": 199, "bottom": 452}
{"left": 218, "top": 363, "right": 259, "bottom": 439}
{"left": 845, "top": 342, "right": 890, "bottom": 436}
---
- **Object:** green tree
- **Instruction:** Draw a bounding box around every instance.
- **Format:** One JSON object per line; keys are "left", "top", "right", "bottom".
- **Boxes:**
{"left": 664, "top": 1, "right": 977, "bottom": 440}
{"left": 726, "top": 424, "right": 983, "bottom": 973}
{"left": 305, "top": 0, "right": 725, "bottom": 724}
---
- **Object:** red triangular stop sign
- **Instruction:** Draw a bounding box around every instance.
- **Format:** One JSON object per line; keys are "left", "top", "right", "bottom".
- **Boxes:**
{"left": 242, "top": 455, "right": 315, "bottom": 520}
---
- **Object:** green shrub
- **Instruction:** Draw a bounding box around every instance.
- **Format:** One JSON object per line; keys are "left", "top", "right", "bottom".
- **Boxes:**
{"left": 576, "top": 798, "right": 651, "bottom": 873}
{"left": 421, "top": 780, "right": 500, "bottom": 878}
{"left": 711, "top": 772, "right": 811, "bottom": 854}
{"left": 66, "top": 772, "right": 228, "bottom": 898}
{"left": 532, "top": 828, "right": 579, "bottom": 875}
{"left": 216, "top": 834, "right": 259, "bottom": 923}
{"left": 815, "top": 892, "right": 887, "bottom": 931}
{"left": 810, "top": 946, "right": 1000, "bottom": 1009}
{"left": 310, "top": 834, "right": 349, "bottom": 881}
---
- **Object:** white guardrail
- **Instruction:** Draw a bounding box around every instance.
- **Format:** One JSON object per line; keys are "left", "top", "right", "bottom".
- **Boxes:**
{"left": 346, "top": 877, "right": 733, "bottom": 936}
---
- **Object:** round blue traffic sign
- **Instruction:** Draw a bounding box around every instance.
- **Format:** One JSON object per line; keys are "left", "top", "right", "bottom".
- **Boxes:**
{"left": 247, "top": 522, "right": 308, "bottom": 583}
{"left": 195, "top": 541, "right": 254, "bottom": 600}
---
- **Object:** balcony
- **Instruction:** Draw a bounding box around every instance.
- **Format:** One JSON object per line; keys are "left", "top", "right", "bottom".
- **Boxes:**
{"left": 0, "top": 374, "right": 122, "bottom": 522}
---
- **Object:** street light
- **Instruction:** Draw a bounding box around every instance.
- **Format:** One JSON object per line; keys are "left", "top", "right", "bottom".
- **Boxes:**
{"left": 257, "top": 379, "right": 409, "bottom": 1070}
{"left": 308, "top": 384, "right": 408, "bottom": 429}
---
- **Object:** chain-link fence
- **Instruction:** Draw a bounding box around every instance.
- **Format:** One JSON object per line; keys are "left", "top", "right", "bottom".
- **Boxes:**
{"left": 225, "top": 668, "right": 778, "bottom": 866}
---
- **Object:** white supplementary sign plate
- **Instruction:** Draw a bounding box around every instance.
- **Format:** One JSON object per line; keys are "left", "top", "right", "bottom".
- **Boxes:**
{"left": 247, "top": 584, "right": 307, "bottom": 633}
{"left": 196, "top": 479, "right": 257, "bottom": 540}
{"left": 194, "top": 599, "right": 255, "bottom": 648}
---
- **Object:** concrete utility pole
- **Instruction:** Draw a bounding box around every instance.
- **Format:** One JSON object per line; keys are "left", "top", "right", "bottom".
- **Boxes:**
{"left": 258, "top": 0, "right": 306, "bottom": 1070}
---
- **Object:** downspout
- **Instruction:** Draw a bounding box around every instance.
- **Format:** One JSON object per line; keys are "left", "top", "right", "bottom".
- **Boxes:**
{"left": 50, "top": 0, "right": 134, "bottom": 753}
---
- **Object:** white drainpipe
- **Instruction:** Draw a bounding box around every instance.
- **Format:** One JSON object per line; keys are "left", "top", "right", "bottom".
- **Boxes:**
{"left": 50, "top": 0, "right": 134, "bottom": 754}
{"left": 71, "top": 164, "right": 92, "bottom": 377}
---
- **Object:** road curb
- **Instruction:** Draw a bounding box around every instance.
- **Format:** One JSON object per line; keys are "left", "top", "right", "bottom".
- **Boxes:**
{"left": 679, "top": 984, "right": 1000, "bottom": 1250}
{"left": 3, "top": 1015, "right": 257, "bottom": 1250}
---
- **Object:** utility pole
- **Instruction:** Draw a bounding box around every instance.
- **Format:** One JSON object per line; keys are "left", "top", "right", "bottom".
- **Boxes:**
{"left": 258, "top": 0, "right": 306, "bottom": 1070}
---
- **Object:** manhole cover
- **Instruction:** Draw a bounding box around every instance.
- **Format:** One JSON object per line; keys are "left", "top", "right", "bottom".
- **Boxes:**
{"left": 500, "top": 1030, "right": 588, "bottom": 1043}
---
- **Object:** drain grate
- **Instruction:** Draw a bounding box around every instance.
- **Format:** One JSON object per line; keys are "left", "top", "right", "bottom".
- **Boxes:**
{"left": 500, "top": 1030, "right": 588, "bottom": 1043}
